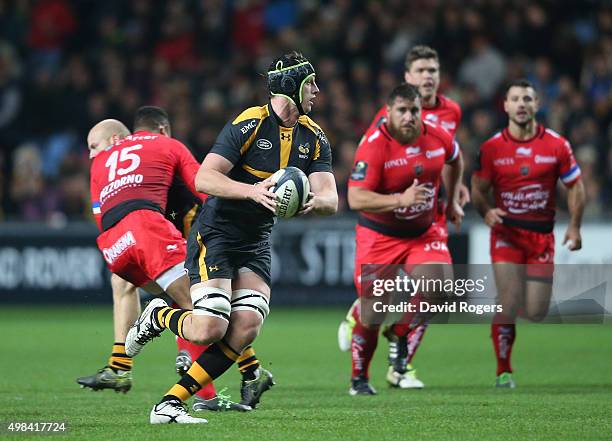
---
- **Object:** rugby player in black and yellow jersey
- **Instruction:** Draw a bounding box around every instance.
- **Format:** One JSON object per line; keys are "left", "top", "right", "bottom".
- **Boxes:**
{"left": 77, "top": 115, "right": 268, "bottom": 413}
{"left": 125, "top": 52, "right": 338, "bottom": 424}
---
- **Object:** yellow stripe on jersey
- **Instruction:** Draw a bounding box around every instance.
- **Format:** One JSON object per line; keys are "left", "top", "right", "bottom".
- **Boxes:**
{"left": 298, "top": 114, "right": 323, "bottom": 136}
{"left": 279, "top": 126, "right": 293, "bottom": 168}
{"left": 242, "top": 164, "right": 273, "bottom": 179}
{"left": 313, "top": 140, "right": 321, "bottom": 160}
{"left": 197, "top": 232, "right": 208, "bottom": 282}
{"left": 182, "top": 204, "right": 198, "bottom": 238}
{"left": 234, "top": 105, "right": 271, "bottom": 156}
{"left": 232, "top": 105, "right": 269, "bottom": 125}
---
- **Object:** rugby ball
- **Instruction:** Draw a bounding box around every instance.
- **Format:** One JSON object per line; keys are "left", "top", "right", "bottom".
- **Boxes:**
{"left": 270, "top": 167, "right": 310, "bottom": 218}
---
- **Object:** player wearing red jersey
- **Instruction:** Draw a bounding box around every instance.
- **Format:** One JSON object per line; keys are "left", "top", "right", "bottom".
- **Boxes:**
{"left": 347, "top": 83, "right": 464, "bottom": 395}
{"left": 81, "top": 113, "right": 254, "bottom": 411}
{"left": 339, "top": 45, "right": 467, "bottom": 389}
{"left": 472, "top": 79, "right": 585, "bottom": 388}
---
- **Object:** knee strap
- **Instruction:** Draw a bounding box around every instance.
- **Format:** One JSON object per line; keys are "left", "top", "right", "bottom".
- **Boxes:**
{"left": 191, "top": 287, "right": 231, "bottom": 322}
{"left": 231, "top": 289, "right": 270, "bottom": 320}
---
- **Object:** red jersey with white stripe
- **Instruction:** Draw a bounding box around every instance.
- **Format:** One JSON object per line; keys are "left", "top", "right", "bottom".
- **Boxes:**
{"left": 366, "top": 94, "right": 462, "bottom": 137}
{"left": 349, "top": 121, "right": 460, "bottom": 235}
{"left": 90, "top": 131, "right": 201, "bottom": 231}
{"left": 475, "top": 125, "right": 581, "bottom": 229}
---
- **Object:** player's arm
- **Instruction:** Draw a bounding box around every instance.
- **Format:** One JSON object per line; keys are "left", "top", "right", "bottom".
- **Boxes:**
{"left": 471, "top": 175, "right": 506, "bottom": 227}
{"left": 195, "top": 153, "right": 276, "bottom": 213}
{"left": 299, "top": 127, "right": 338, "bottom": 216}
{"left": 563, "top": 180, "right": 585, "bottom": 251}
{"left": 89, "top": 169, "right": 103, "bottom": 231}
{"left": 348, "top": 180, "right": 430, "bottom": 213}
{"left": 173, "top": 141, "right": 205, "bottom": 199}
{"left": 444, "top": 150, "right": 465, "bottom": 227}
{"left": 442, "top": 162, "right": 470, "bottom": 206}
{"left": 559, "top": 141, "right": 585, "bottom": 251}
{"left": 299, "top": 171, "right": 338, "bottom": 216}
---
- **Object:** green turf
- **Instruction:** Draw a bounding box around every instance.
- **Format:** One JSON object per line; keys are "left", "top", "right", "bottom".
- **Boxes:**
{"left": 0, "top": 306, "right": 610, "bottom": 441}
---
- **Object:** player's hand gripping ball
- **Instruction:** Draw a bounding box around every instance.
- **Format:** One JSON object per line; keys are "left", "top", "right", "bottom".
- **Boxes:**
{"left": 270, "top": 167, "right": 310, "bottom": 218}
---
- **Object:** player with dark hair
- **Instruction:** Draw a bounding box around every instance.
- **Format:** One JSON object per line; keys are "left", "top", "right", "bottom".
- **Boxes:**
{"left": 346, "top": 83, "right": 464, "bottom": 395}
{"left": 125, "top": 52, "right": 338, "bottom": 423}
{"left": 339, "top": 45, "right": 467, "bottom": 389}
{"left": 472, "top": 79, "right": 585, "bottom": 388}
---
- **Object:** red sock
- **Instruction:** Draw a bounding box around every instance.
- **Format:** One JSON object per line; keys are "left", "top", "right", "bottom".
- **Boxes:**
{"left": 391, "top": 293, "right": 426, "bottom": 338}
{"left": 351, "top": 302, "right": 379, "bottom": 379}
{"left": 176, "top": 337, "right": 216, "bottom": 399}
{"left": 406, "top": 323, "right": 428, "bottom": 364}
{"left": 491, "top": 313, "right": 516, "bottom": 375}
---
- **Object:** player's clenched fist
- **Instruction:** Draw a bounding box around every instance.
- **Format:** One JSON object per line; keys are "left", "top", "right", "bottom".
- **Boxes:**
{"left": 398, "top": 179, "right": 432, "bottom": 208}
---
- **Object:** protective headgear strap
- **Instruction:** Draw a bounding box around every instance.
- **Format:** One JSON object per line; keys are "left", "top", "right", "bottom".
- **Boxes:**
{"left": 267, "top": 60, "right": 316, "bottom": 115}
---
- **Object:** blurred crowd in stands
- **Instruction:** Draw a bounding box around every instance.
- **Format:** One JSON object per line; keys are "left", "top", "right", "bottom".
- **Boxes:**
{"left": 0, "top": 0, "right": 610, "bottom": 224}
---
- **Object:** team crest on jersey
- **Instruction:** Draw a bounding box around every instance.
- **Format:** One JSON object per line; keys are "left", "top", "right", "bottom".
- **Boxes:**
{"left": 520, "top": 165, "right": 530, "bottom": 176}
{"left": 414, "top": 164, "right": 424, "bottom": 176}
{"left": 351, "top": 161, "right": 368, "bottom": 181}
{"left": 298, "top": 143, "right": 310, "bottom": 159}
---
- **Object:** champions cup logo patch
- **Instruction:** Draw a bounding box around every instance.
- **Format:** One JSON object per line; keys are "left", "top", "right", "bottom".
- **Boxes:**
{"left": 351, "top": 161, "right": 368, "bottom": 181}
{"left": 103, "top": 231, "right": 136, "bottom": 265}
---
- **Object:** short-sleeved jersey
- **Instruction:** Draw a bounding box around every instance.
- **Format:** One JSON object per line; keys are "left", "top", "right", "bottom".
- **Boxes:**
{"left": 349, "top": 121, "right": 460, "bottom": 236}
{"left": 90, "top": 131, "right": 200, "bottom": 231}
{"left": 202, "top": 103, "right": 333, "bottom": 237}
{"left": 474, "top": 125, "right": 581, "bottom": 231}
{"left": 366, "top": 94, "right": 462, "bottom": 137}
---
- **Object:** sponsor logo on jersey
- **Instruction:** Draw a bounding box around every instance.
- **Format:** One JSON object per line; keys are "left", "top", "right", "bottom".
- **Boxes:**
{"left": 351, "top": 161, "right": 368, "bottom": 181}
{"left": 493, "top": 157, "right": 515, "bottom": 166}
{"left": 406, "top": 146, "right": 421, "bottom": 156}
{"left": 367, "top": 130, "right": 381, "bottom": 144}
{"left": 298, "top": 143, "right": 310, "bottom": 159}
{"left": 425, "top": 147, "right": 445, "bottom": 159}
{"left": 100, "top": 174, "right": 144, "bottom": 201}
{"left": 208, "top": 265, "right": 219, "bottom": 272}
{"left": 393, "top": 183, "right": 435, "bottom": 219}
{"left": 425, "top": 114, "right": 439, "bottom": 122}
{"left": 384, "top": 157, "right": 408, "bottom": 169}
{"left": 515, "top": 146, "right": 532, "bottom": 157}
{"left": 441, "top": 121, "right": 456, "bottom": 131}
{"left": 500, "top": 183, "right": 549, "bottom": 214}
{"left": 103, "top": 231, "right": 136, "bottom": 264}
{"left": 256, "top": 139, "right": 273, "bottom": 150}
{"left": 166, "top": 244, "right": 178, "bottom": 251}
{"left": 535, "top": 155, "right": 557, "bottom": 164}
{"left": 92, "top": 201, "right": 101, "bottom": 215}
{"left": 495, "top": 239, "right": 513, "bottom": 249}
{"left": 240, "top": 119, "right": 258, "bottom": 134}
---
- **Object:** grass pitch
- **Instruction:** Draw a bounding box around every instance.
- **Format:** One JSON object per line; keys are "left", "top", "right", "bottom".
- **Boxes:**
{"left": 0, "top": 306, "right": 610, "bottom": 441}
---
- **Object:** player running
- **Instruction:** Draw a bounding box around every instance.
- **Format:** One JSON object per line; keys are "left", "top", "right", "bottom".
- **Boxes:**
{"left": 339, "top": 45, "right": 468, "bottom": 389}
{"left": 347, "top": 83, "right": 464, "bottom": 395}
{"left": 125, "top": 51, "right": 338, "bottom": 423}
{"left": 80, "top": 113, "right": 260, "bottom": 411}
{"left": 472, "top": 79, "right": 585, "bottom": 388}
